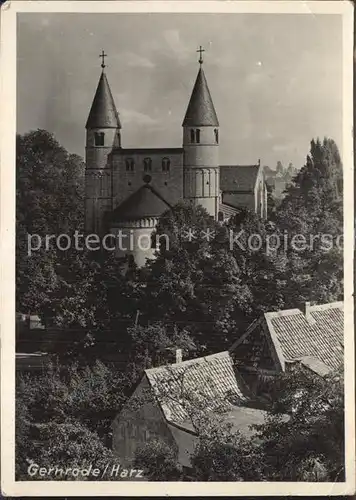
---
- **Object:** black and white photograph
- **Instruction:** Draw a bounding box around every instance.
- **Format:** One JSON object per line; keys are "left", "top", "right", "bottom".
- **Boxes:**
{"left": 1, "top": 0, "right": 354, "bottom": 496}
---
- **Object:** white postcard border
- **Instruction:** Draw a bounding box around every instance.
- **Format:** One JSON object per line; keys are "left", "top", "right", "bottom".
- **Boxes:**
{"left": 1, "top": 1, "right": 354, "bottom": 496}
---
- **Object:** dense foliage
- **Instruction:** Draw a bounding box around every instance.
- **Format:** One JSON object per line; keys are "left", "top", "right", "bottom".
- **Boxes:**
{"left": 16, "top": 361, "right": 128, "bottom": 479}
{"left": 16, "top": 130, "right": 344, "bottom": 481}
{"left": 134, "top": 365, "right": 344, "bottom": 482}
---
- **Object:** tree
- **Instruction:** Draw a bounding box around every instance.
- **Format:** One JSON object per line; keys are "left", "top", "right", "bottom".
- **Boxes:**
{"left": 29, "top": 420, "right": 115, "bottom": 481}
{"left": 15, "top": 360, "right": 131, "bottom": 479}
{"left": 132, "top": 364, "right": 344, "bottom": 482}
{"left": 16, "top": 129, "right": 84, "bottom": 314}
{"left": 37, "top": 249, "right": 139, "bottom": 331}
{"left": 142, "top": 203, "right": 252, "bottom": 351}
{"left": 124, "top": 322, "right": 196, "bottom": 372}
{"left": 275, "top": 137, "right": 343, "bottom": 307}
{"left": 253, "top": 365, "right": 344, "bottom": 481}
{"left": 134, "top": 439, "right": 182, "bottom": 481}
{"left": 190, "top": 417, "right": 260, "bottom": 481}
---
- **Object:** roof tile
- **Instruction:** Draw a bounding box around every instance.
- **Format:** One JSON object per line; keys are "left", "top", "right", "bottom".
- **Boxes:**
{"left": 266, "top": 302, "right": 344, "bottom": 371}
{"left": 145, "top": 351, "right": 246, "bottom": 424}
{"left": 86, "top": 71, "right": 121, "bottom": 129}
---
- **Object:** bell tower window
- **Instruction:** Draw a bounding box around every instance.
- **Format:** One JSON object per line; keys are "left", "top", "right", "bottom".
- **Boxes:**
{"left": 196, "top": 129, "right": 200, "bottom": 143}
{"left": 214, "top": 128, "right": 219, "bottom": 144}
{"left": 190, "top": 129, "right": 195, "bottom": 143}
{"left": 94, "top": 132, "right": 105, "bottom": 146}
{"left": 162, "top": 157, "right": 170, "bottom": 172}
{"left": 143, "top": 158, "right": 152, "bottom": 172}
{"left": 125, "top": 158, "right": 135, "bottom": 172}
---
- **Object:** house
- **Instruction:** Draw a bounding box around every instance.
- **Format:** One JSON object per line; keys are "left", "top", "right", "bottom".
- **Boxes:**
{"left": 112, "top": 351, "right": 270, "bottom": 469}
{"left": 229, "top": 301, "right": 344, "bottom": 393}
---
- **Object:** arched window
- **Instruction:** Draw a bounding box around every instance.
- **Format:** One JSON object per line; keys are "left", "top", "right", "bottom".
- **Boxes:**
{"left": 196, "top": 129, "right": 201, "bottom": 143}
{"left": 94, "top": 132, "right": 105, "bottom": 146}
{"left": 190, "top": 129, "right": 195, "bottom": 143}
{"left": 214, "top": 128, "right": 219, "bottom": 144}
{"left": 143, "top": 158, "right": 152, "bottom": 172}
{"left": 125, "top": 158, "right": 134, "bottom": 172}
{"left": 162, "top": 157, "right": 170, "bottom": 172}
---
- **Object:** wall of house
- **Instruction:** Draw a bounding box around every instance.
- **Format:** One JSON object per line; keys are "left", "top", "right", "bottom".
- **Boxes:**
{"left": 112, "top": 376, "right": 177, "bottom": 466}
{"left": 167, "top": 424, "right": 197, "bottom": 468}
{"left": 111, "top": 149, "right": 183, "bottom": 208}
{"left": 254, "top": 168, "right": 268, "bottom": 219}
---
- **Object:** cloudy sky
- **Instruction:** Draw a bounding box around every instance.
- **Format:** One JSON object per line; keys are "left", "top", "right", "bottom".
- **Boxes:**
{"left": 17, "top": 13, "right": 342, "bottom": 168}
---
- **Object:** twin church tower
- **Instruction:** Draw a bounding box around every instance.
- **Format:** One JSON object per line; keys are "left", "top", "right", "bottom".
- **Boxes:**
{"left": 85, "top": 48, "right": 267, "bottom": 265}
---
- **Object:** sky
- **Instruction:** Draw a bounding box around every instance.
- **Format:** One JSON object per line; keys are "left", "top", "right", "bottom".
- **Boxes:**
{"left": 17, "top": 13, "right": 343, "bottom": 169}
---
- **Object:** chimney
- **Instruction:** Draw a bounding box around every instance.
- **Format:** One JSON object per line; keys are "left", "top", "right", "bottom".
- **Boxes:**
{"left": 302, "top": 302, "right": 316, "bottom": 324}
{"left": 176, "top": 349, "right": 183, "bottom": 364}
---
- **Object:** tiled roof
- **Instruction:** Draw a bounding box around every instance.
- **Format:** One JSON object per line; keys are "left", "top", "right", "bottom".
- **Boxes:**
{"left": 265, "top": 302, "right": 344, "bottom": 371}
{"left": 220, "top": 165, "right": 261, "bottom": 192}
{"left": 182, "top": 67, "right": 219, "bottom": 127}
{"left": 145, "top": 351, "right": 246, "bottom": 424}
{"left": 86, "top": 71, "right": 121, "bottom": 129}
{"left": 110, "top": 184, "right": 171, "bottom": 223}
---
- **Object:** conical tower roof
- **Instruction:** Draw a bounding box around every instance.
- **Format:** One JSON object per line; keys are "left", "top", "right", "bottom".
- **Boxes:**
{"left": 86, "top": 71, "right": 121, "bottom": 129}
{"left": 183, "top": 66, "right": 219, "bottom": 127}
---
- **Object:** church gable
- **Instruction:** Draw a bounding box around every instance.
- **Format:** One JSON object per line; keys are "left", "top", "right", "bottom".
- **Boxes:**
{"left": 109, "top": 184, "right": 171, "bottom": 224}
{"left": 111, "top": 148, "right": 183, "bottom": 209}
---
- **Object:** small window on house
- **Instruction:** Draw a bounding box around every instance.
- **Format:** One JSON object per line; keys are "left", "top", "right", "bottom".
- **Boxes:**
{"left": 214, "top": 128, "right": 219, "bottom": 144}
{"left": 196, "top": 129, "right": 201, "bottom": 143}
{"left": 218, "top": 211, "right": 224, "bottom": 222}
{"left": 94, "top": 132, "right": 105, "bottom": 146}
{"left": 190, "top": 129, "right": 195, "bottom": 143}
{"left": 125, "top": 158, "right": 134, "bottom": 172}
{"left": 162, "top": 157, "right": 170, "bottom": 172}
{"left": 143, "top": 157, "right": 152, "bottom": 172}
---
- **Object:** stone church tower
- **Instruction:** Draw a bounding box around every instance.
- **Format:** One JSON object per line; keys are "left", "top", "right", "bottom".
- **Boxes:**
{"left": 84, "top": 48, "right": 267, "bottom": 267}
{"left": 85, "top": 53, "right": 121, "bottom": 234}
{"left": 182, "top": 47, "right": 220, "bottom": 218}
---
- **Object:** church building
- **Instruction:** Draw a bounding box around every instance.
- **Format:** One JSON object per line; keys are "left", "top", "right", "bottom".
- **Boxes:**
{"left": 85, "top": 48, "right": 267, "bottom": 266}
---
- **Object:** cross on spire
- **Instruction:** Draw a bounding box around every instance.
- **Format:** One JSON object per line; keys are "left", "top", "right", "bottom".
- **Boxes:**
{"left": 99, "top": 50, "right": 107, "bottom": 69}
{"left": 197, "top": 45, "right": 205, "bottom": 65}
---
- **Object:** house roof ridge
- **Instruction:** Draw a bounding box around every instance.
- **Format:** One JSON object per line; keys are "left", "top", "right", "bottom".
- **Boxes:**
{"left": 264, "top": 308, "right": 302, "bottom": 319}
{"left": 310, "top": 301, "right": 344, "bottom": 312}
{"left": 145, "top": 350, "right": 230, "bottom": 375}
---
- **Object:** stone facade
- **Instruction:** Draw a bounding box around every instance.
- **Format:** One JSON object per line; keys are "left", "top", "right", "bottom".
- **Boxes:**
{"left": 111, "top": 148, "right": 183, "bottom": 209}
{"left": 112, "top": 376, "right": 178, "bottom": 466}
{"left": 85, "top": 59, "right": 268, "bottom": 265}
